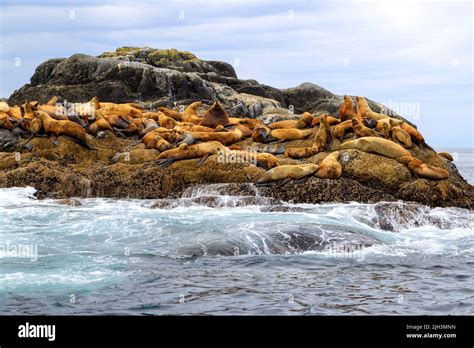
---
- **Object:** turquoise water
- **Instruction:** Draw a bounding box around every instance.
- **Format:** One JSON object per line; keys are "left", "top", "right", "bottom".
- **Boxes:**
{"left": 0, "top": 149, "right": 472, "bottom": 315}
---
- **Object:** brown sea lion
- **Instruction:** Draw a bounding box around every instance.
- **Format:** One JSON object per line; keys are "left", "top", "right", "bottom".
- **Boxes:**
{"left": 397, "top": 156, "right": 449, "bottom": 180}
{"left": 141, "top": 112, "right": 163, "bottom": 122}
{"left": 156, "top": 107, "right": 183, "bottom": 121}
{"left": 7, "top": 105, "right": 22, "bottom": 120}
{"left": 339, "top": 137, "right": 411, "bottom": 158}
{"left": 221, "top": 149, "right": 280, "bottom": 169}
{"left": 19, "top": 101, "right": 42, "bottom": 133}
{"left": 268, "top": 112, "right": 313, "bottom": 130}
{"left": 157, "top": 141, "right": 226, "bottom": 167}
{"left": 438, "top": 152, "right": 454, "bottom": 161}
{"left": 391, "top": 126, "right": 412, "bottom": 148}
{"left": 229, "top": 118, "right": 263, "bottom": 130}
{"left": 284, "top": 145, "right": 319, "bottom": 159}
{"left": 46, "top": 96, "right": 59, "bottom": 106}
{"left": 311, "top": 114, "right": 340, "bottom": 127}
{"left": 375, "top": 118, "right": 391, "bottom": 138}
{"left": 398, "top": 122, "right": 428, "bottom": 148}
{"left": 0, "top": 113, "right": 14, "bottom": 130}
{"left": 103, "top": 113, "right": 133, "bottom": 129}
{"left": 158, "top": 112, "right": 177, "bottom": 129}
{"left": 33, "top": 111, "right": 94, "bottom": 149}
{"left": 352, "top": 118, "right": 380, "bottom": 138}
{"left": 356, "top": 96, "right": 389, "bottom": 121}
{"left": 0, "top": 101, "right": 9, "bottom": 113}
{"left": 339, "top": 95, "right": 362, "bottom": 122}
{"left": 284, "top": 115, "right": 332, "bottom": 159}
{"left": 139, "top": 119, "right": 159, "bottom": 137}
{"left": 178, "top": 126, "right": 245, "bottom": 146}
{"left": 270, "top": 128, "right": 313, "bottom": 142}
{"left": 200, "top": 101, "right": 230, "bottom": 128}
{"left": 182, "top": 101, "right": 203, "bottom": 124}
{"left": 88, "top": 114, "right": 113, "bottom": 135}
{"left": 256, "top": 164, "right": 319, "bottom": 185}
{"left": 316, "top": 151, "right": 342, "bottom": 179}
{"left": 252, "top": 126, "right": 273, "bottom": 143}
{"left": 99, "top": 104, "right": 142, "bottom": 119}
{"left": 314, "top": 115, "right": 332, "bottom": 150}
{"left": 333, "top": 120, "right": 353, "bottom": 140}
{"left": 141, "top": 128, "right": 177, "bottom": 148}
{"left": 176, "top": 123, "right": 216, "bottom": 133}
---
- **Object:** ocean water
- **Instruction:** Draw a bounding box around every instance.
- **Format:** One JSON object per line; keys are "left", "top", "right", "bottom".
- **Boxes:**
{"left": 0, "top": 149, "right": 472, "bottom": 315}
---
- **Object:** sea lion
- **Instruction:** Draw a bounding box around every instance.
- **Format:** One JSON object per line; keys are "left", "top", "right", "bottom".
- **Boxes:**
{"left": 200, "top": 101, "right": 230, "bottom": 128}
{"left": 438, "top": 152, "right": 454, "bottom": 161}
{"left": 333, "top": 120, "right": 353, "bottom": 140}
{"left": 270, "top": 128, "right": 313, "bottom": 142}
{"left": 221, "top": 149, "right": 280, "bottom": 169}
{"left": 176, "top": 123, "right": 216, "bottom": 133}
{"left": 339, "top": 137, "right": 411, "bottom": 158}
{"left": 19, "top": 101, "right": 42, "bottom": 134}
{"left": 0, "top": 112, "right": 14, "bottom": 130}
{"left": 284, "top": 145, "right": 319, "bottom": 159}
{"left": 156, "top": 107, "right": 183, "bottom": 121}
{"left": 398, "top": 122, "right": 430, "bottom": 149}
{"left": 338, "top": 95, "right": 361, "bottom": 122}
{"left": 33, "top": 111, "right": 94, "bottom": 149}
{"left": 178, "top": 126, "right": 245, "bottom": 146}
{"left": 352, "top": 118, "right": 380, "bottom": 138}
{"left": 375, "top": 118, "right": 391, "bottom": 138}
{"left": 397, "top": 155, "right": 449, "bottom": 180}
{"left": 88, "top": 114, "right": 113, "bottom": 135}
{"left": 103, "top": 113, "right": 133, "bottom": 129}
{"left": 158, "top": 112, "right": 177, "bottom": 129}
{"left": 314, "top": 115, "right": 332, "bottom": 150}
{"left": 139, "top": 119, "right": 159, "bottom": 137}
{"left": 256, "top": 164, "right": 319, "bottom": 185}
{"left": 0, "top": 101, "right": 9, "bottom": 113}
{"left": 227, "top": 118, "right": 263, "bottom": 130}
{"left": 156, "top": 141, "right": 226, "bottom": 167}
{"left": 391, "top": 126, "right": 412, "bottom": 148}
{"left": 311, "top": 114, "right": 340, "bottom": 127}
{"left": 252, "top": 126, "right": 274, "bottom": 143}
{"left": 356, "top": 96, "right": 389, "bottom": 121}
{"left": 284, "top": 115, "right": 332, "bottom": 159}
{"left": 182, "top": 101, "right": 203, "bottom": 124}
{"left": 316, "top": 151, "right": 342, "bottom": 179}
{"left": 141, "top": 128, "right": 177, "bottom": 149}
{"left": 7, "top": 105, "right": 22, "bottom": 120}
{"left": 46, "top": 96, "right": 59, "bottom": 106}
{"left": 98, "top": 104, "right": 142, "bottom": 119}
{"left": 268, "top": 112, "right": 313, "bottom": 130}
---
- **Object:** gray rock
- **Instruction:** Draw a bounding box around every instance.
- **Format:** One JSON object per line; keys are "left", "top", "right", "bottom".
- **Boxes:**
{"left": 0, "top": 129, "right": 21, "bottom": 151}
{"left": 8, "top": 46, "right": 413, "bottom": 124}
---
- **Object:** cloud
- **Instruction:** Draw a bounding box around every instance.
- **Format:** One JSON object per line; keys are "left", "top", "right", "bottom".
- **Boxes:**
{"left": 0, "top": 0, "right": 472, "bottom": 146}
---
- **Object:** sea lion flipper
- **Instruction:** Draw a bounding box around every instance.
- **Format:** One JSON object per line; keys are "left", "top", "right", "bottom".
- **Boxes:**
{"left": 275, "top": 178, "right": 291, "bottom": 189}
{"left": 157, "top": 158, "right": 176, "bottom": 168}
{"left": 196, "top": 154, "right": 210, "bottom": 167}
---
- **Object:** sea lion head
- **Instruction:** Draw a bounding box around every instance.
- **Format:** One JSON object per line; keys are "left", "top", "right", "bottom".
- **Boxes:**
{"left": 300, "top": 112, "right": 314, "bottom": 126}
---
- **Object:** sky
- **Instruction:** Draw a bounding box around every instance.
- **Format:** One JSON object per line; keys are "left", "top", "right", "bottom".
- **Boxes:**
{"left": 0, "top": 0, "right": 472, "bottom": 147}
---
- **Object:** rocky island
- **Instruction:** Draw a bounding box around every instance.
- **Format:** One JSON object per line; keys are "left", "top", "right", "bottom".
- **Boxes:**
{"left": 0, "top": 47, "right": 472, "bottom": 209}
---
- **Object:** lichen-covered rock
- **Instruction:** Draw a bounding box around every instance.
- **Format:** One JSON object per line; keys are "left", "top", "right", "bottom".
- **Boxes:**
{"left": 0, "top": 131, "right": 471, "bottom": 208}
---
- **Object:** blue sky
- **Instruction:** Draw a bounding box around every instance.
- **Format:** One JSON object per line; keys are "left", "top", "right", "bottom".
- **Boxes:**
{"left": 0, "top": 0, "right": 472, "bottom": 147}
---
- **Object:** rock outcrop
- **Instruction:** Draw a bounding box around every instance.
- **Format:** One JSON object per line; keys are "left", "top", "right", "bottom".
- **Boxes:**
{"left": 2, "top": 47, "right": 473, "bottom": 208}
{"left": 9, "top": 47, "right": 401, "bottom": 121}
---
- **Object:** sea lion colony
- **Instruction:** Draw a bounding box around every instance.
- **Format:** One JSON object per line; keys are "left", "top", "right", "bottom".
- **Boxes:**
{"left": 0, "top": 95, "right": 450, "bottom": 186}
